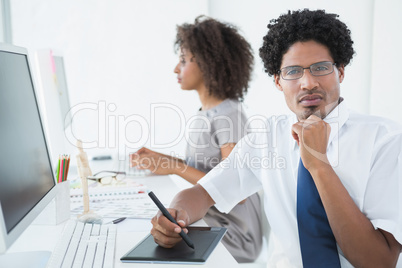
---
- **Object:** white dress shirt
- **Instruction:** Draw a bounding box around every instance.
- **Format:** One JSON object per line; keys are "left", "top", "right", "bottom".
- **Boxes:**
{"left": 198, "top": 100, "right": 402, "bottom": 267}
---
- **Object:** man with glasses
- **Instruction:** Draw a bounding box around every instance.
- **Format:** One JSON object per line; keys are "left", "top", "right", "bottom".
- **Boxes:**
{"left": 150, "top": 9, "right": 402, "bottom": 267}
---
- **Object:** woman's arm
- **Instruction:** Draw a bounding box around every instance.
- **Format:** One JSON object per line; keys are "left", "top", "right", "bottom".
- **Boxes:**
{"left": 131, "top": 143, "right": 236, "bottom": 185}
{"left": 130, "top": 147, "right": 185, "bottom": 175}
{"left": 171, "top": 143, "right": 236, "bottom": 184}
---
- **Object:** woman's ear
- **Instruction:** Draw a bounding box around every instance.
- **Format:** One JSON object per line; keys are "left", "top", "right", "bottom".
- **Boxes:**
{"left": 274, "top": 74, "right": 283, "bottom": 91}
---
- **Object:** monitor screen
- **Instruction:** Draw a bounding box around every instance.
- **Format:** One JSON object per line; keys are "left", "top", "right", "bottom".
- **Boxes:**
{"left": 0, "top": 46, "right": 56, "bottom": 236}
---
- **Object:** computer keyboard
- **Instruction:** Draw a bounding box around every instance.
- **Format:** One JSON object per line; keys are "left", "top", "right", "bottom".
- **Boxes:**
{"left": 47, "top": 219, "right": 116, "bottom": 268}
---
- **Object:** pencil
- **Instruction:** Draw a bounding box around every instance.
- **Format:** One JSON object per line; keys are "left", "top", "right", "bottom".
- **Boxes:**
{"left": 56, "top": 156, "right": 60, "bottom": 181}
{"left": 64, "top": 155, "right": 70, "bottom": 181}
{"left": 59, "top": 156, "right": 64, "bottom": 183}
{"left": 61, "top": 155, "right": 66, "bottom": 182}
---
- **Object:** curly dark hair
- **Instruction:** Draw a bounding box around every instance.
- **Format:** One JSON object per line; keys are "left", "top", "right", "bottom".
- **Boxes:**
{"left": 175, "top": 15, "right": 254, "bottom": 101}
{"left": 259, "top": 9, "right": 355, "bottom": 76}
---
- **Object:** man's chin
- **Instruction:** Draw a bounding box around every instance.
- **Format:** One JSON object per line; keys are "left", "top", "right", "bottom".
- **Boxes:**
{"left": 298, "top": 107, "right": 323, "bottom": 120}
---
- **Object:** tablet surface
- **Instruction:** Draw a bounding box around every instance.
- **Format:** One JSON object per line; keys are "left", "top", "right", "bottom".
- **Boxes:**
{"left": 120, "top": 226, "right": 227, "bottom": 264}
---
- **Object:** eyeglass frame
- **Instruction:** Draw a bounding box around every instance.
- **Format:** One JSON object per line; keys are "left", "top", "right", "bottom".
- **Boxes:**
{"left": 87, "top": 170, "right": 126, "bottom": 184}
{"left": 278, "top": 61, "right": 337, "bottom": 80}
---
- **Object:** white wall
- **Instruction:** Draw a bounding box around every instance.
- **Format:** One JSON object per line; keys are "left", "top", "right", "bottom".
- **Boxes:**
{"left": 370, "top": 0, "right": 402, "bottom": 122}
{"left": 11, "top": 0, "right": 208, "bottom": 158}
{"left": 9, "top": 0, "right": 402, "bottom": 158}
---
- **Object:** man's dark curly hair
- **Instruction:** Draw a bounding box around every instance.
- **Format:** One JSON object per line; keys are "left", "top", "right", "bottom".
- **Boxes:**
{"left": 175, "top": 15, "right": 254, "bottom": 101}
{"left": 259, "top": 9, "right": 355, "bottom": 77}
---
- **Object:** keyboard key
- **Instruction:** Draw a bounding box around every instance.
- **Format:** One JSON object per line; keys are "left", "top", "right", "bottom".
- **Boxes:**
{"left": 91, "top": 223, "right": 100, "bottom": 236}
{"left": 104, "top": 225, "right": 117, "bottom": 268}
{"left": 93, "top": 241, "right": 106, "bottom": 267}
{"left": 82, "top": 241, "right": 97, "bottom": 268}
{"left": 72, "top": 240, "right": 87, "bottom": 267}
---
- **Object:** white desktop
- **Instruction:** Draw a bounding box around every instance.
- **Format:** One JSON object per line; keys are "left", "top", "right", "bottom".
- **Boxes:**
{"left": 0, "top": 43, "right": 238, "bottom": 267}
{"left": 6, "top": 175, "right": 239, "bottom": 268}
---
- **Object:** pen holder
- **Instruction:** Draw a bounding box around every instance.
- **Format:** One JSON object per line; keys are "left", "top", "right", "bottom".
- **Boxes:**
{"left": 33, "top": 181, "right": 71, "bottom": 225}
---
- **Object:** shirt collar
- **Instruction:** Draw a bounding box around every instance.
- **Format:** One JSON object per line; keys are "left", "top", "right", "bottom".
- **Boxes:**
{"left": 291, "top": 98, "right": 350, "bottom": 150}
{"left": 324, "top": 98, "right": 349, "bottom": 145}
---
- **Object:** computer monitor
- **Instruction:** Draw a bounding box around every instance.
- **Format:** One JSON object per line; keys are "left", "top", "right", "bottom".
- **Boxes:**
{"left": 53, "top": 54, "right": 72, "bottom": 129}
{"left": 34, "top": 49, "right": 73, "bottom": 161}
{"left": 0, "top": 43, "right": 58, "bottom": 265}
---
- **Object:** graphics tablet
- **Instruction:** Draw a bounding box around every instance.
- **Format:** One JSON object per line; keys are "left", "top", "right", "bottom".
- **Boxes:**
{"left": 120, "top": 226, "right": 227, "bottom": 264}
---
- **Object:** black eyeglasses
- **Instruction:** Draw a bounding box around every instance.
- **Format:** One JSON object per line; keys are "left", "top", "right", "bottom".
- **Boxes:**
{"left": 87, "top": 170, "right": 126, "bottom": 185}
{"left": 279, "top": 61, "right": 336, "bottom": 80}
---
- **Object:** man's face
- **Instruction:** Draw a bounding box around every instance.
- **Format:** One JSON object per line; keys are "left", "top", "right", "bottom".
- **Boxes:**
{"left": 274, "top": 40, "right": 345, "bottom": 121}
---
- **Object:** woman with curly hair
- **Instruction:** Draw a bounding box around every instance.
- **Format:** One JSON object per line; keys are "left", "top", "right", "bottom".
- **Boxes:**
{"left": 131, "top": 16, "right": 263, "bottom": 262}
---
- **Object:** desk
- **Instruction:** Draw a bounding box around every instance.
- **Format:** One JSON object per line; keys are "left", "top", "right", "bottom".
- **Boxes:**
{"left": 7, "top": 175, "right": 239, "bottom": 267}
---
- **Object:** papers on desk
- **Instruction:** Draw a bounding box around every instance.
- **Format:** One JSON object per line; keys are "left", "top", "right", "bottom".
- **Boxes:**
{"left": 69, "top": 179, "right": 167, "bottom": 219}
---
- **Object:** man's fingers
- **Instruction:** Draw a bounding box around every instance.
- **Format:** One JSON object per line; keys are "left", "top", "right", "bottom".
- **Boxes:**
{"left": 150, "top": 228, "right": 182, "bottom": 248}
{"left": 306, "top": 114, "right": 321, "bottom": 121}
{"left": 152, "top": 210, "right": 182, "bottom": 235}
{"left": 150, "top": 209, "right": 185, "bottom": 248}
{"left": 175, "top": 209, "right": 190, "bottom": 227}
{"left": 301, "top": 117, "right": 321, "bottom": 129}
{"left": 291, "top": 122, "right": 303, "bottom": 144}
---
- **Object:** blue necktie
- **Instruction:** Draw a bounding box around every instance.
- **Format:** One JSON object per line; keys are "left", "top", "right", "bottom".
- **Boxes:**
{"left": 297, "top": 158, "right": 341, "bottom": 267}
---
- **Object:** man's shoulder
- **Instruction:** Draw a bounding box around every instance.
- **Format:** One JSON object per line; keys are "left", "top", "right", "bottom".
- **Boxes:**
{"left": 348, "top": 110, "right": 402, "bottom": 130}
{"left": 347, "top": 110, "right": 402, "bottom": 142}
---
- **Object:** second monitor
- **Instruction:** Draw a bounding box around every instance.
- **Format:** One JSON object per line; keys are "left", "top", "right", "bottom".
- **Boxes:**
{"left": 34, "top": 49, "right": 73, "bottom": 161}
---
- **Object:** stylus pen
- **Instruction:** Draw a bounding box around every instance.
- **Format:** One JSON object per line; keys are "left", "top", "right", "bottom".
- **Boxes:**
{"left": 106, "top": 217, "right": 126, "bottom": 224}
{"left": 148, "top": 191, "right": 195, "bottom": 249}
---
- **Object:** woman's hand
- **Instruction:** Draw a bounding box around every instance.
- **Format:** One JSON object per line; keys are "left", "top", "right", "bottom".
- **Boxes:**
{"left": 130, "top": 147, "right": 183, "bottom": 175}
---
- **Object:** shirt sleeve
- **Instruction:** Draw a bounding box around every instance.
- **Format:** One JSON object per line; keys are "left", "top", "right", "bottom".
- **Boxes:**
{"left": 198, "top": 133, "right": 263, "bottom": 213}
{"left": 363, "top": 131, "right": 402, "bottom": 245}
{"left": 211, "top": 107, "right": 247, "bottom": 147}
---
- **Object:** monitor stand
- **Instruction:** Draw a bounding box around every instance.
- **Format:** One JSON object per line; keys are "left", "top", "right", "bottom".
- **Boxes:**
{"left": 0, "top": 251, "right": 51, "bottom": 268}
